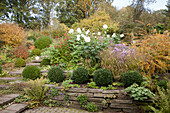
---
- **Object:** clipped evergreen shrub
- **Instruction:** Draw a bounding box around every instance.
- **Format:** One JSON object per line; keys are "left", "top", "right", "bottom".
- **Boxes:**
{"left": 48, "top": 66, "right": 65, "bottom": 83}
{"left": 31, "top": 48, "right": 41, "bottom": 56}
{"left": 72, "top": 67, "right": 89, "bottom": 84}
{"left": 157, "top": 80, "right": 168, "bottom": 89}
{"left": 15, "top": 58, "right": 26, "bottom": 67}
{"left": 0, "top": 65, "right": 2, "bottom": 74}
{"left": 121, "top": 70, "right": 143, "bottom": 87}
{"left": 27, "top": 36, "right": 36, "bottom": 42}
{"left": 34, "top": 36, "right": 53, "bottom": 50}
{"left": 22, "top": 65, "right": 41, "bottom": 80}
{"left": 93, "top": 69, "right": 113, "bottom": 86}
{"left": 40, "top": 59, "right": 51, "bottom": 67}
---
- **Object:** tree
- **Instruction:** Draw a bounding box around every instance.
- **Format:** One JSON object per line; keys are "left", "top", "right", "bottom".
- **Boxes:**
{"left": 131, "top": 0, "right": 156, "bottom": 22}
{"left": 0, "top": 0, "right": 40, "bottom": 29}
{"left": 36, "top": 0, "right": 57, "bottom": 29}
{"left": 56, "top": 0, "right": 114, "bottom": 27}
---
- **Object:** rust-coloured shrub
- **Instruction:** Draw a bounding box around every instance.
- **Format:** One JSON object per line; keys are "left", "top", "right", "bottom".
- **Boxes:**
{"left": 14, "top": 46, "right": 29, "bottom": 59}
{"left": 133, "top": 34, "right": 170, "bottom": 77}
{"left": 0, "top": 23, "right": 26, "bottom": 47}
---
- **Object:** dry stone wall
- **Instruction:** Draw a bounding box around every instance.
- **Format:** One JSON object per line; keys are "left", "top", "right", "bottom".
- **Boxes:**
{"left": 47, "top": 85, "right": 152, "bottom": 113}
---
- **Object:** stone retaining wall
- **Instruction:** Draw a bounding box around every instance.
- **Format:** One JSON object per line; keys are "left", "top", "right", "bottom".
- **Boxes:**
{"left": 47, "top": 85, "right": 152, "bottom": 113}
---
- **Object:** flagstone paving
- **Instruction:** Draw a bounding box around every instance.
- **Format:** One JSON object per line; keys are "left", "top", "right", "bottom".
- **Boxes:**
{"left": 23, "top": 107, "right": 102, "bottom": 113}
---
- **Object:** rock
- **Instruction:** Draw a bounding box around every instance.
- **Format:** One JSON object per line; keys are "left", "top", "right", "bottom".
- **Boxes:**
{"left": 111, "top": 99, "right": 133, "bottom": 104}
{"left": 88, "top": 89, "right": 103, "bottom": 93}
{"left": 68, "top": 88, "right": 87, "bottom": 93}
{"left": 94, "top": 93, "right": 116, "bottom": 98}
{"left": 102, "top": 90, "right": 120, "bottom": 94}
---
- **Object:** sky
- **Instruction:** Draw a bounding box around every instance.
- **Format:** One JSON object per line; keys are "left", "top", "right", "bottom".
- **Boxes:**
{"left": 111, "top": 0, "right": 168, "bottom": 11}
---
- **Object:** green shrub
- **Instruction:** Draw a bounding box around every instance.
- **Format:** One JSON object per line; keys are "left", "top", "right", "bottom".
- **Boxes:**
{"left": 0, "top": 65, "right": 2, "bottom": 74}
{"left": 93, "top": 69, "right": 113, "bottom": 86}
{"left": 48, "top": 66, "right": 65, "bottom": 83}
{"left": 157, "top": 80, "right": 168, "bottom": 89}
{"left": 15, "top": 58, "right": 26, "bottom": 67}
{"left": 85, "top": 102, "right": 98, "bottom": 112}
{"left": 77, "top": 94, "right": 88, "bottom": 108}
{"left": 155, "top": 23, "right": 165, "bottom": 34}
{"left": 27, "top": 36, "right": 36, "bottom": 42}
{"left": 34, "top": 36, "right": 53, "bottom": 50}
{"left": 31, "top": 48, "right": 41, "bottom": 56}
{"left": 22, "top": 65, "right": 41, "bottom": 80}
{"left": 121, "top": 70, "right": 143, "bottom": 87}
{"left": 24, "top": 77, "right": 49, "bottom": 101}
{"left": 149, "top": 80, "right": 170, "bottom": 113}
{"left": 125, "top": 83, "right": 155, "bottom": 101}
{"left": 72, "top": 67, "right": 89, "bottom": 84}
{"left": 40, "top": 59, "right": 51, "bottom": 67}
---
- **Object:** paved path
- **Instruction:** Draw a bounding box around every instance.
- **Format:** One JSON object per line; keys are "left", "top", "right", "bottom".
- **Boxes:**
{"left": 23, "top": 107, "right": 94, "bottom": 113}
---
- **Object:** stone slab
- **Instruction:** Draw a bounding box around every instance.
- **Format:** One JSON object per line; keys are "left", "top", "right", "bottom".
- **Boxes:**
{"left": 0, "top": 77, "right": 22, "bottom": 81}
{"left": 0, "top": 94, "right": 19, "bottom": 106}
{"left": 88, "top": 89, "right": 103, "bottom": 93}
{"left": 1, "top": 103, "right": 28, "bottom": 113}
{"left": 26, "top": 63, "right": 40, "bottom": 66}
{"left": 9, "top": 71, "right": 22, "bottom": 75}
{"left": 0, "top": 85, "right": 9, "bottom": 89}
{"left": 111, "top": 99, "right": 133, "bottom": 104}
{"left": 110, "top": 103, "right": 135, "bottom": 109}
{"left": 88, "top": 98, "right": 105, "bottom": 103}
{"left": 94, "top": 93, "right": 116, "bottom": 98}
{"left": 31, "top": 60, "right": 42, "bottom": 63}
{"left": 68, "top": 88, "right": 87, "bottom": 93}
{"left": 102, "top": 90, "right": 120, "bottom": 94}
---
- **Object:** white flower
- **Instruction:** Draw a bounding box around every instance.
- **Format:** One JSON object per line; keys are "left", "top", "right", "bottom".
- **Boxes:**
{"left": 81, "top": 34, "right": 86, "bottom": 38}
{"left": 132, "top": 41, "right": 136, "bottom": 44}
{"left": 82, "top": 28, "right": 85, "bottom": 31}
{"left": 84, "top": 36, "right": 90, "bottom": 42}
{"left": 97, "top": 32, "right": 101, "bottom": 35}
{"left": 107, "top": 35, "right": 110, "bottom": 38}
{"left": 112, "top": 33, "right": 116, "bottom": 37}
{"left": 77, "top": 28, "right": 82, "bottom": 33}
{"left": 68, "top": 29, "right": 74, "bottom": 34}
{"left": 103, "top": 24, "right": 108, "bottom": 29}
{"left": 120, "top": 34, "right": 124, "bottom": 37}
{"left": 95, "top": 36, "right": 97, "bottom": 38}
{"left": 77, "top": 35, "right": 81, "bottom": 41}
{"left": 92, "top": 33, "right": 95, "bottom": 35}
{"left": 35, "top": 56, "right": 40, "bottom": 60}
{"left": 86, "top": 29, "right": 90, "bottom": 35}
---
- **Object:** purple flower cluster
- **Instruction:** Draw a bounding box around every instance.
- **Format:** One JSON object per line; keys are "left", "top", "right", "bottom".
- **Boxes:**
{"left": 100, "top": 44, "right": 138, "bottom": 77}
{"left": 110, "top": 44, "right": 135, "bottom": 60}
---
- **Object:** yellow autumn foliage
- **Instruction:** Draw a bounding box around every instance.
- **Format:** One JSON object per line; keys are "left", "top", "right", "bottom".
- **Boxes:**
{"left": 133, "top": 34, "right": 170, "bottom": 77}
{"left": 72, "top": 9, "right": 119, "bottom": 33}
{"left": 0, "top": 23, "right": 26, "bottom": 47}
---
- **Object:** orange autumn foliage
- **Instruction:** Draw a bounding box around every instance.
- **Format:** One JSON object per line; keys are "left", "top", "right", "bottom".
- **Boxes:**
{"left": 133, "top": 34, "right": 170, "bottom": 77}
{"left": 0, "top": 23, "right": 26, "bottom": 47}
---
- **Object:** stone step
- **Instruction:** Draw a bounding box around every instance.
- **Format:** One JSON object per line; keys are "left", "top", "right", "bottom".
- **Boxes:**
{"left": 31, "top": 60, "right": 42, "bottom": 63}
{"left": 9, "top": 71, "right": 22, "bottom": 75}
{"left": 26, "top": 63, "right": 40, "bottom": 66}
{"left": 8, "top": 70, "right": 48, "bottom": 75}
{"left": 0, "top": 94, "right": 19, "bottom": 106}
{"left": 0, "top": 85, "right": 10, "bottom": 89}
{"left": 0, "top": 103, "right": 28, "bottom": 113}
{"left": 0, "top": 77, "right": 22, "bottom": 81}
